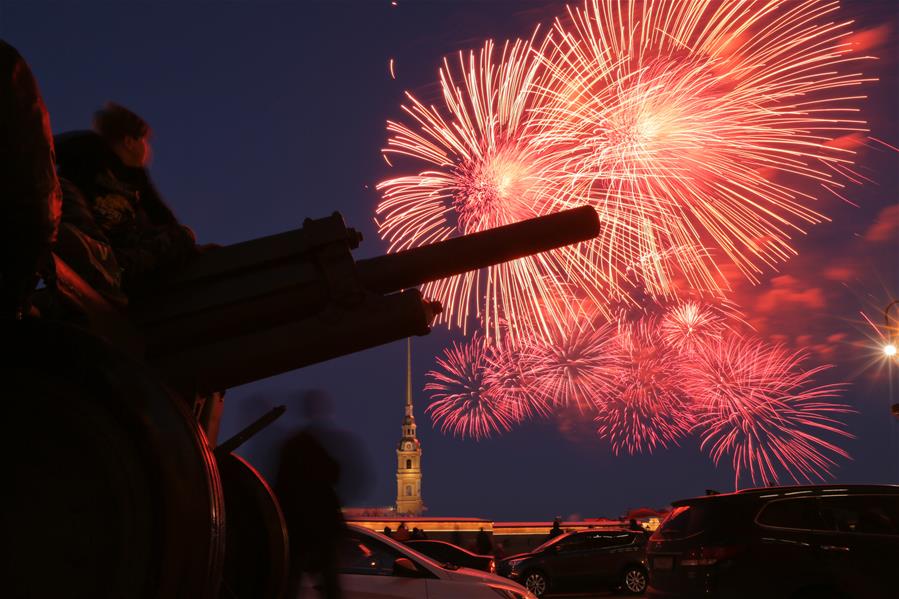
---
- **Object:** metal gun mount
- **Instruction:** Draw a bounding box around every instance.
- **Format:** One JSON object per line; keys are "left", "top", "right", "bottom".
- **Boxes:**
{"left": 133, "top": 205, "right": 600, "bottom": 393}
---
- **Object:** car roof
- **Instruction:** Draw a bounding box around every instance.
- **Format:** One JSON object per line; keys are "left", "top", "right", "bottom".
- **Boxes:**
{"left": 671, "top": 484, "right": 899, "bottom": 507}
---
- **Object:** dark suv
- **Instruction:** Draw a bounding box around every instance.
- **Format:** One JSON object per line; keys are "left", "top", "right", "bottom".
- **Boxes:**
{"left": 647, "top": 484, "right": 899, "bottom": 599}
{"left": 497, "top": 529, "right": 648, "bottom": 596}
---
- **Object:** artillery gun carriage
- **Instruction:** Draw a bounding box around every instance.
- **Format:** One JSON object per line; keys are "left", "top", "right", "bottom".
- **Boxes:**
{"left": 1, "top": 33, "right": 600, "bottom": 599}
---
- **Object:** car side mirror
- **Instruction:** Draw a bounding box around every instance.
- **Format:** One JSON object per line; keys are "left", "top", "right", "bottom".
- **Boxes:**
{"left": 393, "top": 557, "right": 420, "bottom": 577}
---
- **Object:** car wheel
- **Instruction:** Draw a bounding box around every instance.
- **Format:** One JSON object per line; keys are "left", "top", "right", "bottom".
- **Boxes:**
{"left": 523, "top": 570, "right": 549, "bottom": 597}
{"left": 621, "top": 566, "right": 648, "bottom": 594}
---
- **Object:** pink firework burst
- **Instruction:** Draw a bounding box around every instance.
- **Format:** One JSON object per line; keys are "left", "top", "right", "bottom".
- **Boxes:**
{"left": 660, "top": 300, "right": 728, "bottom": 354}
{"left": 376, "top": 36, "right": 592, "bottom": 343}
{"left": 594, "top": 318, "right": 695, "bottom": 454}
{"left": 532, "top": 0, "right": 874, "bottom": 295}
{"left": 425, "top": 334, "right": 518, "bottom": 440}
{"left": 685, "top": 334, "right": 853, "bottom": 488}
{"left": 483, "top": 341, "right": 551, "bottom": 423}
{"left": 519, "top": 319, "right": 620, "bottom": 413}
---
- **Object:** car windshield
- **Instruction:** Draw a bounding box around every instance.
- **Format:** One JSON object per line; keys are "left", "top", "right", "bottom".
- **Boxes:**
{"left": 532, "top": 532, "right": 572, "bottom": 553}
{"left": 657, "top": 504, "right": 713, "bottom": 538}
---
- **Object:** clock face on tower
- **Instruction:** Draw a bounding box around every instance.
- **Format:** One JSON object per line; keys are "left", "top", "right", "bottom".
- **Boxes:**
{"left": 404, "top": 442, "right": 413, "bottom": 451}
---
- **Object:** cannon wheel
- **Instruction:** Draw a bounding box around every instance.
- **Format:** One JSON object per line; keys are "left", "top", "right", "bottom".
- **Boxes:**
{"left": 2, "top": 319, "right": 225, "bottom": 598}
{"left": 218, "top": 452, "right": 289, "bottom": 599}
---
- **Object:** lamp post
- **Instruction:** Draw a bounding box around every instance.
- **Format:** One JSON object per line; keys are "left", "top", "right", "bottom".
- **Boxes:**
{"left": 887, "top": 300, "right": 898, "bottom": 421}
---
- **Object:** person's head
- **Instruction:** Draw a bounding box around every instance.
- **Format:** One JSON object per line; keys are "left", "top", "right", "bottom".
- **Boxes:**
{"left": 93, "top": 102, "right": 152, "bottom": 167}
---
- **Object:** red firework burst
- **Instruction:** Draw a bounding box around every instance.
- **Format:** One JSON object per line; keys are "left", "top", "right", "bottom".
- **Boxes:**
{"left": 685, "top": 333, "right": 853, "bottom": 488}
{"left": 376, "top": 36, "right": 591, "bottom": 342}
{"left": 424, "top": 334, "right": 518, "bottom": 439}
{"left": 594, "top": 318, "right": 695, "bottom": 454}
{"left": 519, "top": 319, "right": 620, "bottom": 413}
{"left": 483, "top": 341, "right": 551, "bottom": 422}
{"left": 533, "top": 0, "right": 873, "bottom": 294}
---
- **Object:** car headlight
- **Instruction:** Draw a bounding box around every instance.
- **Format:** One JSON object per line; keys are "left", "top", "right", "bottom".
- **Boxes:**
{"left": 506, "top": 558, "right": 525, "bottom": 571}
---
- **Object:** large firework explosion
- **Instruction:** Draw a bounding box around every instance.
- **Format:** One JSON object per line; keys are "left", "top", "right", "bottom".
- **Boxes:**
{"left": 390, "top": 0, "right": 867, "bottom": 485}
{"left": 685, "top": 334, "right": 853, "bottom": 488}
{"left": 533, "top": 0, "right": 873, "bottom": 297}
{"left": 376, "top": 36, "right": 591, "bottom": 343}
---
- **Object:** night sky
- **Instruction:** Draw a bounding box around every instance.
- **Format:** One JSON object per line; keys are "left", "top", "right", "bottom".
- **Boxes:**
{"left": 3, "top": 0, "right": 897, "bottom": 521}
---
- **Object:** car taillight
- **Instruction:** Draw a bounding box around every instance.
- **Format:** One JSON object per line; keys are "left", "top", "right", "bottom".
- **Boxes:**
{"left": 680, "top": 545, "right": 743, "bottom": 566}
{"left": 489, "top": 559, "right": 496, "bottom": 573}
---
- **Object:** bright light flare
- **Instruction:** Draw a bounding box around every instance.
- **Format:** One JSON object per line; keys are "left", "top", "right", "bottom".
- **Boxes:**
{"left": 884, "top": 343, "right": 897, "bottom": 357}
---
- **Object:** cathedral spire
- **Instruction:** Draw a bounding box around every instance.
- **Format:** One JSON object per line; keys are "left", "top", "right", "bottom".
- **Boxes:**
{"left": 405, "top": 337, "right": 413, "bottom": 417}
{"left": 396, "top": 337, "right": 424, "bottom": 515}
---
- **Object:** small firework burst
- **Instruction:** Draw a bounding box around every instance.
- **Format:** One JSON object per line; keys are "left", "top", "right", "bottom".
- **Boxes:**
{"left": 520, "top": 319, "right": 620, "bottom": 412}
{"left": 686, "top": 333, "right": 853, "bottom": 488}
{"left": 424, "top": 334, "right": 517, "bottom": 439}
{"left": 595, "top": 318, "right": 695, "bottom": 454}
{"left": 483, "top": 341, "right": 550, "bottom": 422}
{"left": 660, "top": 300, "right": 728, "bottom": 354}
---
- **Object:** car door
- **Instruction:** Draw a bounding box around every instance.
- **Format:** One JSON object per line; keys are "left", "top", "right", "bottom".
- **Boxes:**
{"left": 333, "top": 532, "right": 430, "bottom": 599}
{"left": 601, "top": 532, "right": 643, "bottom": 585}
{"left": 542, "top": 533, "right": 592, "bottom": 590}
{"left": 815, "top": 493, "right": 899, "bottom": 597}
{"left": 753, "top": 496, "right": 831, "bottom": 596}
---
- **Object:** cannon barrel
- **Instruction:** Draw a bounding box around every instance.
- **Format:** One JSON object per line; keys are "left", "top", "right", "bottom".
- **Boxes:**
{"left": 357, "top": 205, "right": 599, "bottom": 294}
{"left": 137, "top": 206, "right": 599, "bottom": 393}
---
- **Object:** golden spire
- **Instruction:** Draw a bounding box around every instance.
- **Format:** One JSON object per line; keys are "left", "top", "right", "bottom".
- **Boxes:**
{"left": 405, "top": 337, "right": 413, "bottom": 417}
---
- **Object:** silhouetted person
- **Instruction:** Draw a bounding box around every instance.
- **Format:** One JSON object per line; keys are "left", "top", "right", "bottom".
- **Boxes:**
{"left": 275, "top": 390, "right": 345, "bottom": 599}
{"left": 629, "top": 518, "right": 644, "bottom": 532}
{"left": 0, "top": 41, "right": 61, "bottom": 319}
{"left": 383, "top": 526, "right": 392, "bottom": 537}
{"left": 494, "top": 541, "right": 507, "bottom": 560}
{"left": 54, "top": 102, "right": 197, "bottom": 300}
{"left": 411, "top": 526, "right": 428, "bottom": 540}
{"left": 393, "top": 521, "right": 410, "bottom": 542}
{"left": 476, "top": 527, "right": 493, "bottom": 555}
{"left": 547, "top": 518, "right": 563, "bottom": 540}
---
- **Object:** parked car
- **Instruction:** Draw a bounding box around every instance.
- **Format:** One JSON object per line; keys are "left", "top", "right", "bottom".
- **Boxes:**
{"left": 647, "top": 484, "right": 899, "bottom": 599}
{"left": 299, "top": 524, "right": 536, "bottom": 599}
{"left": 406, "top": 539, "right": 496, "bottom": 573}
{"left": 497, "top": 529, "right": 649, "bottom": 596}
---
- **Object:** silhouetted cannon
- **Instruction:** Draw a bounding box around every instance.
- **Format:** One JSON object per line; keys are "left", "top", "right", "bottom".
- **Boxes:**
{"left": 4, "top": 26, "right": 601, "bottom": 599}
{"left": 134, "top": 205, "right": 599, "bottom": 394}
{"left": 4, "top": 203, "right": 599, "bottom": 598}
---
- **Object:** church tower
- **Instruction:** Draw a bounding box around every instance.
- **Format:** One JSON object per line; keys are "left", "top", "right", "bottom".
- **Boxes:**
{"left": 396, "top": 338, "right": 424, "bottom": 515}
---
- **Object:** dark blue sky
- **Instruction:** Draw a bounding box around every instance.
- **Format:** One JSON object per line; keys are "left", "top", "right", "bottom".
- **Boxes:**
{"left": 3, "top": 0, "right": 897, "bottom": 520}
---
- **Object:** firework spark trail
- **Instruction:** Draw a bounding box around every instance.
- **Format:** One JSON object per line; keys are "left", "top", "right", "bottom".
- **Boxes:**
{"left": 376, "top": 35, "right": 596, "bottom": 343}
{"left": 594, "top": 317, "right": 695, "bottom": 454}
{"left": 685, "top": 333, "right": 853, "bottom": 488}
{"left": 519, "top": 318, "right": 621, "bottom": 413}
{"left": 532, "top": 0, "right": 874, "bottom": 297}
{"left": 424, "top": 334, "right": 518, "bottom": 439}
